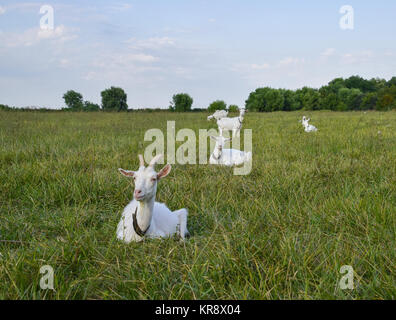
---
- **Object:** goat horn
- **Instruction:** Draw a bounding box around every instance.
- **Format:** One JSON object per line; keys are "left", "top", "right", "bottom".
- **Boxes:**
{"left": 149, "top": 154, "right": 163, "bottom": 167}
{"left": 138, "top": 154, "right": 145, "bottom": 167}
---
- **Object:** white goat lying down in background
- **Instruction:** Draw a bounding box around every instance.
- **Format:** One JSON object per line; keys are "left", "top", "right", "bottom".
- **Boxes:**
{"left": 117, "top": 154, "right": 189, "bottom": 243}
{"left": 209, "top": 135, "right": 252, "bottom": 166}
{"left": 207, "top": 109, "right": 228, "bottom": 121}
{"left": 217, "top": 108, "right": 246, "bottom": 138}
{"left": 300, "top": 116, "right": 318, "bottom": 132}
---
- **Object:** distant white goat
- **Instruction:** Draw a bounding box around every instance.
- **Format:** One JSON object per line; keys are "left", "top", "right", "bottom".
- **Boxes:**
{"left": 217, "top": 108, "right": 246, "bottom": 138}
{"left": 300, "top": 116, "right": 318, "bottom": 132}
{"left": 117, "top": 154, "right": 189, "bottom": 243}
{"left": 209, "top": 135, "right": 252, "bottom": 166}
{"left": 207, "top": 109, "right": 228, "bottom": 121}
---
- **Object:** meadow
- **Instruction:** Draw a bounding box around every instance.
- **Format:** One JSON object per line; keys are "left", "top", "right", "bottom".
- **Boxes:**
{"left": 0, "top": 110, "right": 395, "bottom": 299}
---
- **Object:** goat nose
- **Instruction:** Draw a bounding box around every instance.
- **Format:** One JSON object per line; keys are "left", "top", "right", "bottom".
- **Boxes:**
{"left": 135, "top": 189, "right": 142, "bottom": 195}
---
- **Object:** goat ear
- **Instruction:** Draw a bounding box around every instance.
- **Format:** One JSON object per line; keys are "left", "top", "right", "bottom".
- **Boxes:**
{"left": 118, "top": 168, "right": 135, "bottom": 178}
{"left": 157, "top": 164, "right": 171, "bottom": 180}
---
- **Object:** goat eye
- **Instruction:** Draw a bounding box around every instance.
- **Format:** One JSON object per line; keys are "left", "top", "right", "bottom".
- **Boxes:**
{"left": 151, "top": 177, "right": 156, "bottom": 182}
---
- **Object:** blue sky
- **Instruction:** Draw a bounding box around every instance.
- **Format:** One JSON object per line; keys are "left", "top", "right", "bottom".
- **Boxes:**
{"left": 0, "top": 0, "right": 395, "bottom": 109}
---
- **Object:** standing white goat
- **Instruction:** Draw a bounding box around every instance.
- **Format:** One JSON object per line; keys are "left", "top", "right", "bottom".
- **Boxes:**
{"left": 209, "top": 135, "right": 252, "bottom": 166}
{"left": 117, "top": 154, "right": 189, "bottom": 243}
{"left": 207, "top": 109, "right": 228, "bottom": 121}
{"left": 217, "top": 108, "right": 246, "bottom": 138}
{"left": 300, "top": 116, "right": 318, "bottom": 132}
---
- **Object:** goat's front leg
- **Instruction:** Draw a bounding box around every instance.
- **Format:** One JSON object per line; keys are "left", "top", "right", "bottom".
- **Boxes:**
{"left": 174, "top": 209, "right": 189, "bottom": 240}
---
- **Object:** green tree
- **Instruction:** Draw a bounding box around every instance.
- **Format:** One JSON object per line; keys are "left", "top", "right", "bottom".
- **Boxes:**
{"left": 319, "top": 86, "right": 339, "bottom": 110}
{"left": 386, "top": 77, "right": 396, "bottom": 87}
{"left": 245, "top": 75, "right": 396, "bottom": 112}
{"left": 84, "top": 101, "right": 101, "bottom": 111}
{"left": 349, "top": 88, "right": 364, "bottom": 110}
{"left": 376, "top": 85, "right": 396, "bottom": 110}
{"left": 245, "top": 88, "right": 270, "bottom": 112}
{"left": 370, "top": 77, "right": 387, "bottom": 91}
{"left": 377, "top": 94, "right": 394, "bottom": 110}
{"left": 169, "top": 93, "right": 193, "bottom": 112}
{"left": 101, "top": 87, "right": 128, "bottom": 111}
{"left": 0, "top": 104, "right": 11, "bottom": 110}
{"left": 228, "top": 104, "right": 239, "bottom": 112}
{"left": 282, "top": 89, "right": 299, "bottom": 111}
{"left": 344, "top": 75, "right": 376, "bottom": 93}
{"left": 297, "top": 87, "right": 320, "bottom": 110}
{"left": 63, "top": 90, "right": 84, "bottom": 110}
{"left": 208, "top": 100, "right": 227, "bottom": 112}
{"left": 327, "top": 78, "right": 346, "bottom": 93}
{"left": 361, "top": 92, "right": 377, "bottom": 110}
{"left": 245, "top": 87, "right": 284, "bottom": 112}
{"left": 337, "top": 88, "right": 363, "bottom": 110}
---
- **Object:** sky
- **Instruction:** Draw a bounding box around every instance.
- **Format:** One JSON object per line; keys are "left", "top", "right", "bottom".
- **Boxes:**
{"left": 0, "top": 0, "right": 395, "bottom": 109}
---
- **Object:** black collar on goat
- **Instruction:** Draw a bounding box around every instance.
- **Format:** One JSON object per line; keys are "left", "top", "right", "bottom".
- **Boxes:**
{"left": 132, "top": 207, "right": 150, "bottom": 237}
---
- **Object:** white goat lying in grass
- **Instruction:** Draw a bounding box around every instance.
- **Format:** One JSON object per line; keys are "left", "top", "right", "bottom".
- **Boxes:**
{"left": 207, "top": 109, "right": 228, "bottom": 121}
{"left": 217, "top": 108, "right": 246, "bottom": 138}
{"left": 300, "top": 116, "right": 318, "bottom": 132}
{"left": 117, "top": 154, "right": 189, "bottom": 243}
{"left": 209, "top": 135, "right": 252, "bottom": 166}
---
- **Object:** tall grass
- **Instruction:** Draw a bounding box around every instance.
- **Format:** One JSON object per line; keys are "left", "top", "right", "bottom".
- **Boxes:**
{"left": 0, "top": 110, "right": 395, "bottom": 299}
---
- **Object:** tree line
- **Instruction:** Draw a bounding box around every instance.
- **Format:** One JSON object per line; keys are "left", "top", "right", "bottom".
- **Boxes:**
{"left": 1, "top": 76, "right": 395, "bottom": 112}
{"left": 62, "top": 87, "right": 127, "bottom": 111}
{"left": 245, "top": 76, "right": 396, "bottom": 112}
{"left": 169, "top": 75, "right": 396, "bottom": 112}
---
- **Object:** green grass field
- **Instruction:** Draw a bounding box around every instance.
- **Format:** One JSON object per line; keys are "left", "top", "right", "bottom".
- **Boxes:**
{"left": 0, "top": 110, "right": 395, "bottom": 299}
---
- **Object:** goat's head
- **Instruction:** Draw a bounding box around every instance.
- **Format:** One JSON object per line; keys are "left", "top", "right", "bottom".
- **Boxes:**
{"left": 210, "top": 135, "right": 231, "bottom": 152}
{"left": 118, "top": 154, "right": 171, "bottom": 202}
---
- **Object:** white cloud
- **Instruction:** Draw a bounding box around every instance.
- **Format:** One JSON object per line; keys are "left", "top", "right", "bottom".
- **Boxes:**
{"left": 342, "top": 51, "right": 373, "bottom": 64}
{"left": 321, "top": 48, "right": 336, "bottom": 57}
{"left": 108, "top": 3, "right": 132, "bottom": 12}
{"left": 84, "top": 52, "right": 160, "bottom": 81}
{"left": 125, "top": 37, "right": 176, "bottom": 50}
{"left": 278, "top": 57, "right": 304, "bottom": 66}
{"left": 251, "top": 63, "right": 270, "bottom": 70}
{"left": 0, "top": 6, "right": 6, "bottom": 15}
{"left": 59, "top": 59, "right": 70, "bottom": 68}
{"left": 0, "top": 25, "right": 78, "bottom": 48}
{"left": 38, "top": 25, "right": 77, "bottom": 42}
{"left": 4, "top": 2, "right": 41, "bottom": 13}
{"left": 209, "top": 18, "right": 216, "bottom": 23}
{"left": 234, "top": 57, "right": 304, "bottom": 73}
{"left": 124, "top": 53, "right": 158, "bottom": 62}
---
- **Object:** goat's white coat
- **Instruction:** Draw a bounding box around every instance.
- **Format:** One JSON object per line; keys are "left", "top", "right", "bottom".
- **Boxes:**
{"left": 301, "top": 116, "right": 318, "bottom": 132}
{"left": 116, "top": 155, "right": 189, "bottom": 243}
{"left": 207, "top": 109, "right": 228, "bottom": 121}
{"left": 217, "top": 109, "right": 246, "bottom": 138}
{"left": 209, "top": 136, "right": 252, "bottom": 166}
{"left": 116, "top": 200, "right": 188, "bottom": 243}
